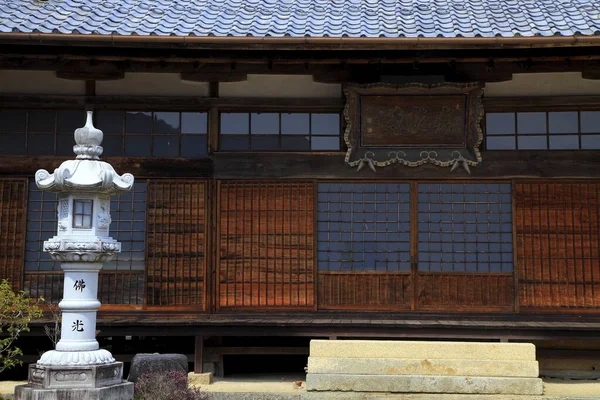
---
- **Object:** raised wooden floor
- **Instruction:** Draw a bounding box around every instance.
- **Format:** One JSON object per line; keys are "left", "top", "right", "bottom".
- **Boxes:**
{"left": 29, "top": 312, "right": 600, "bottom": 340}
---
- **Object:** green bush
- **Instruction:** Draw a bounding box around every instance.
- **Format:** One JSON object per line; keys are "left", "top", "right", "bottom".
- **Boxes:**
{"left": 0, "top": 279, "right": 43, "bottom": 373}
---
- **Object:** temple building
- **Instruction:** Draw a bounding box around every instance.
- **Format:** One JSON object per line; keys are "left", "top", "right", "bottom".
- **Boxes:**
{"left": 0, "top": 0, "right": 599, "bottom": 377}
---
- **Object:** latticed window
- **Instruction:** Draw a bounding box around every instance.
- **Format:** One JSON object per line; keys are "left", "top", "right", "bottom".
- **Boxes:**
{"left": 316, "top": 181, "right": 514, "bottom": 273}
{"left": 317, "top": 183, "right": 411, "bottom": 271}
{"left": 417, "top": 183, "right": 514, "bottom": 273}
{"left": 25, "top": 181, "right": 147, "bottom": 271}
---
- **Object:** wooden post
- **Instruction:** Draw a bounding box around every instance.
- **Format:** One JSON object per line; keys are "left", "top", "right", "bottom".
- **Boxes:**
{"left": 194, "top": 336, "right": 204, "bottom": 374}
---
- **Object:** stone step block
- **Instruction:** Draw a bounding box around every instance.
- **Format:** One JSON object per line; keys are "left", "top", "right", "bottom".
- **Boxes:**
{"left": 307, "top": 357, "right": 539, "bottom": 377}
{"left": 309, "top": 340, "right": 536, "bottom": 361}
{"left": 301, "top": 393, "right": 551, "bottom": 400}
{"left": 305, "top": 374, "right": 544, "bottom": 395}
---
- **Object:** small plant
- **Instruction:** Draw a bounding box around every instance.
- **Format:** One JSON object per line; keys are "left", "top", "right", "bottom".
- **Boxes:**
{"left": 43, "top": 304, "right": 61, "bottom": 347}
{"left": 0, "top": 279, "right": 43, "bottom": 373}
{"left": 134, "top": 370, "right": 205, "bottom": 400}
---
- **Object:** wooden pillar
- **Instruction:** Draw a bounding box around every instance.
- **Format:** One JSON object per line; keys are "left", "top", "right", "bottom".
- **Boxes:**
{"left": 194, "top": 336, "right": 204, "bottom": 374}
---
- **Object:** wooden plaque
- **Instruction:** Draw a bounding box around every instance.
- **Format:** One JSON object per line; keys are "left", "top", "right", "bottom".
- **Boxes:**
{"left": 344, "top": 83, "right": 483, "bottom": 170}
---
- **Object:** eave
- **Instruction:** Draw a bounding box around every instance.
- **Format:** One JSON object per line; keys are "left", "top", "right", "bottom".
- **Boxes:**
{"left": 1, "top": 32, "right": 600, "bottom": 51}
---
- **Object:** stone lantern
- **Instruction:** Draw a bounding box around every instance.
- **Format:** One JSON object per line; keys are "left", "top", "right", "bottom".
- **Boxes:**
{"left": 15, "top": 111, "right": 134, "bottom": 400}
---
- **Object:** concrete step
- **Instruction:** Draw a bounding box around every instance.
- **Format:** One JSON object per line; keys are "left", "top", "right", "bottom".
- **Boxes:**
{"left": 305, "top": 374, "right": 544, "bottom": 395}
{"left": 309, "top": 340, "right": 536, "bottom": 361}
{"left": 308, "top": 357, "right": 539, "bottom": 377}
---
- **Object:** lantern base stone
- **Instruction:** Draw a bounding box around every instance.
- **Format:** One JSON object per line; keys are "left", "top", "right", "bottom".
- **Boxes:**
{"left": 14, "top": 362, "right": 133, "bottom": 400}
{"left": 37, "top": 349, "right": 114, "bottom": 365}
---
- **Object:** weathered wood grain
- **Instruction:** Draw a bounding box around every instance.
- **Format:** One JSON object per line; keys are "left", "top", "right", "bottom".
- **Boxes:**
{"left": 0, "top": 179, "right": 27, "bottom": 290}
{"left": 218, "top": 182, "right": 315, "bottom": 309}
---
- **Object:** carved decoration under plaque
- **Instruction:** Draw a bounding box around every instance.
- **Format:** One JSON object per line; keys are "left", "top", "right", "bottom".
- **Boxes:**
{"left": 344, "top": 83, "right": 483, "bottom": 173}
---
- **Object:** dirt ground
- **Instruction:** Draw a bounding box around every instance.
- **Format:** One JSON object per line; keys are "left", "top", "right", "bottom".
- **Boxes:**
{"left": 1, "top": 376, "right": 599, "bottom": 398}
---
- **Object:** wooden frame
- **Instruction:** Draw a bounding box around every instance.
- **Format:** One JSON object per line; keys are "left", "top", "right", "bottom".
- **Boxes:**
{"left": 343, "top": 83, "right": 484, "bottom": 170}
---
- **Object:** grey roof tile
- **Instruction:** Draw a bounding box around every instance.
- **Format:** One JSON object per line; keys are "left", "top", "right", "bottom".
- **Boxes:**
{"left": 0, "top": 0, "right": 598, "bottom": 38}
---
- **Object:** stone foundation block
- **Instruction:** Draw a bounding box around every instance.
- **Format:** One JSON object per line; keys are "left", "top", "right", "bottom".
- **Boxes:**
{"left": 309, "top": 341, "right": 536, "bottom": 361}
{"left": 305, "top": 374, "right": 544, "bottom": 395}
{"left": 189, "top": 372, "right": 213, "bottom": 385}
{"left": 26, "top": 362, "right": 124, "bottom": 389}
{"left": 307, "top": 358, "right": 539, "bottom": 377}
{"left": 14, "top": 381, "right": 134, "bottom": 400}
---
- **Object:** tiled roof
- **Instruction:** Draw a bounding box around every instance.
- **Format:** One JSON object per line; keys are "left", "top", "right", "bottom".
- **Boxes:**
{"left": 0, "top": 0, "right": 599, "bottom": 38}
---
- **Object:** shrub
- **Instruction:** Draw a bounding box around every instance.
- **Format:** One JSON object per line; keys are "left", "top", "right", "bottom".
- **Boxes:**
{"left": 134, "top": 370, "right": 205, "bottom": 400}
{"left": 0, "top": 279, "right": 43, "bottom": 373}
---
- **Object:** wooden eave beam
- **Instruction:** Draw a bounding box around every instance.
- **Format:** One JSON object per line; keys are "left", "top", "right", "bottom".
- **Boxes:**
{"left": 1, "top": 32, "right": 600, "bottom": 51}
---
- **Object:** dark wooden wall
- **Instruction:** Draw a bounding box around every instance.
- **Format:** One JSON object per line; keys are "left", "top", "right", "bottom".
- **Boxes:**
{"left": 3, "top": 177, "right": 600, "bottom": 314}
{"left": 146, "top": 180, "right": 207, "bottom": 309}
{"left": 516, "top": 182, "right": 600, "bottom": 310}
{"left": 0, "top": 178, "right": 26, "bottom": 290}
{"left": 218, "top": 182, "right": 315, "bottom": 310}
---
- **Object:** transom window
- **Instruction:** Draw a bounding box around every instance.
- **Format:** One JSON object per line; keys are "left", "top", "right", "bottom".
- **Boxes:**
{"left": 0, "top": 109, "right": 84, "bottom": 156}
{"left": 96, "top": 111, "right": 207, "bottom": 157}
{"left": 0, "top": 109, "right": 208, "bottom": 158}
{"left": 486, "top": 111, "right": 600, "bottom": 150}
{"left": 220, "top": 112, "right": 340, "bottom": 151}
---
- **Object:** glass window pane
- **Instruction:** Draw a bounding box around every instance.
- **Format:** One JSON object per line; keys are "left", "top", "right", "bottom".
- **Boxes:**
{"left": 517, "top": 112, "right": 546, "bottom": 134}
{"left": 0, "top": 109, "right": 26, "bottom": 132}
{"left": 518, "top": 135, "right": 547, "bottom": 149}
{"left": 582, "top": 135, "right": 600, "bottom": 149}
{"left": 549, "top": 135, "right": 579, "bottom": 149}
{"left": 96, "top": 111, "right": 124, "bottom": 134}
{"left": 312, "top": 113, "right": 340, "bottom": 135}
{"left": 486, "top": 113, "right": 515, "bottom": 135}
{"left": 282, "top": 113, "right": 309, "bottom": 135}
{"left": 317, "top": 182, "right": 411, "bottom": 272}
{"left": 251, "top": 113, "right": 279, "bottom": 135}
{"left": 181, "top": 135, "right": 207, "bottom": 157}
{"left": 251, "top": 136, "right": 279, "bottom": 150}
{"left": 125, "top": 135, "right": 151, "bottom": 156}
{"left": 0, "top": 134, "right": 26, "bottom": 155}
{"left": 311, "top": 136, "right": 340, "bottom": 150}
{"left": 581, "top": 111, "right": 600, "bottom": 133}
{"left": 181, "top": 112, "right": 207, "bottom": 134}
{"left": 152, "top": 136, "right": 180, "bottom": 157}
{"left": 221, "top": 113, "right": 249, "bottom": 134}
{"left": 56, "top": 135, "right": 74, "bottom": 156}
{"left": 102, "top": 135, "right": 123, "bottom": 156}
{"left": 126, "top": 112, "right": 152, "bottom": 134}
{"left": 154, "top": 112, "right": 180, "bottom": 135}
{"left": 281, "top": 136, "right": 310, "bottom": 151}
{"left": 486, "top": 136, "right": 516, "bottom": 150}
{"left": 28, "top": 110, "right": 56, "bottom": 133}
{"left": 57, "top": 110, "right": 84, "bottom": 134}
{"left": 220, "top": 135, "right": 249, "bottom": 150}
{"left": 28, "top": 134, "right": 54, "bottom": 155}
{"left": 549, "top": 111, "right": 578, "bottom": 134}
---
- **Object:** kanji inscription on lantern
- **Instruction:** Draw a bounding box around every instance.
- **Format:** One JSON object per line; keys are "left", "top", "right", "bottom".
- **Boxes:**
{"left": 360, "top": 95, "right": 467, "bottom": 147}
{"left": 71, "top": 320, "right": 84, "bottom": 332}
{"left": 73, "top": 279, "right": 86, "bottom": 292}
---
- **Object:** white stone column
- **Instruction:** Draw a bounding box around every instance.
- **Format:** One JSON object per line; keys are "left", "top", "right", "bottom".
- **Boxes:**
{"left": 56, "top": 263, "right": 102, "bottom": 352}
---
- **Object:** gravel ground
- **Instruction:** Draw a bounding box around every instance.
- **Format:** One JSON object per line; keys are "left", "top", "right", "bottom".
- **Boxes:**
{"left": 1, "top": 376, "right": 598, "bottom": 398}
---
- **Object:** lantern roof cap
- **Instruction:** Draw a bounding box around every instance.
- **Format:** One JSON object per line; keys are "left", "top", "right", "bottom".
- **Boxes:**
{"left": 35, "top": 111, "right": 134, "bottom": 195}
